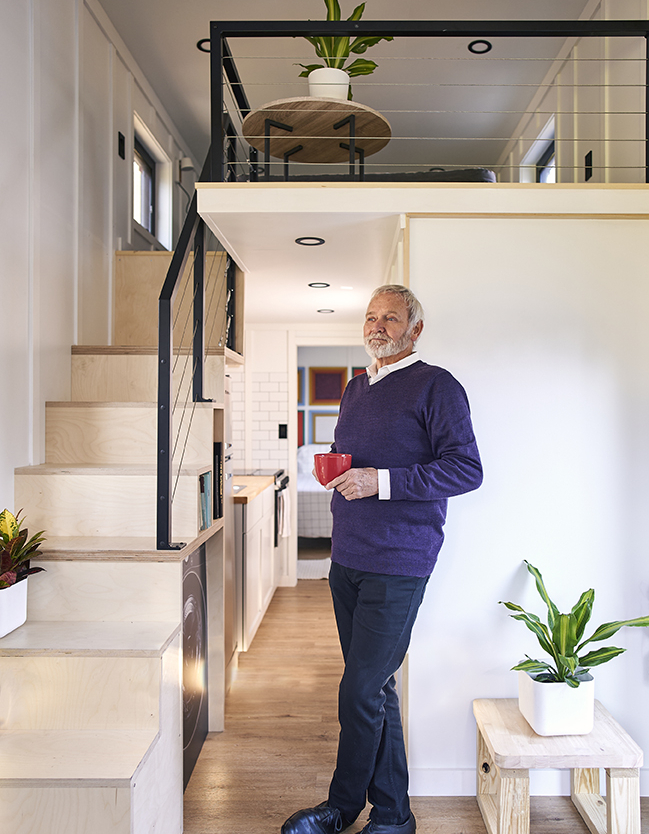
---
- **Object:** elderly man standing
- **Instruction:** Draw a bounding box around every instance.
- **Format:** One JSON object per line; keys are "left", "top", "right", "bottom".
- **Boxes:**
{"left": 282, "top": 285, "right": 482, "bottom": 834}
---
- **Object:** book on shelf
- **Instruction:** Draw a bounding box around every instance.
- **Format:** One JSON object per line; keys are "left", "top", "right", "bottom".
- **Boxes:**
{"left": 213, "top": 442, "right": 223, "bottom": 519}
{"left": 199, "top": 470, "right": 212, "bottom": 531}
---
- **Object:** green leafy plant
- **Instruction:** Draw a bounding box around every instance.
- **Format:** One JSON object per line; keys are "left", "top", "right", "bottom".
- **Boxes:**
{"left": 500, "top": 561, "right": 649, "bottom": 688}
{"left": 0, "top": 509, "right": 46, "bottom": 589}
{"left": 297, "top": 0, "right": 393, "bottom": 98}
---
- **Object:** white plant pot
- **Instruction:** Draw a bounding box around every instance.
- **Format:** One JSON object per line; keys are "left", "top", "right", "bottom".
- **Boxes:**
{"left": 308, "top": 67, "right": 350, "bottom": 100}
{"left": 518, "top": 670, "right": 595, "bottom": 736}
{"left": 0, "top": 578, "right": 28, "bottom": 638}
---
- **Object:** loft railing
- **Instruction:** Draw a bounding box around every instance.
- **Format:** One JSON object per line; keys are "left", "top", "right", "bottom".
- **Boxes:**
{"left": 207, "top": 19, "right": 649, "bottom": 184}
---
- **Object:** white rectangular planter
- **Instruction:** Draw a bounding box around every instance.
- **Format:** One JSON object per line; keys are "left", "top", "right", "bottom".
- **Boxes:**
{"left": 518, "top": 670, "right": 595, "bottom": 736}
{"left": 0, "top": 578, "right": 28, "bottom": 638}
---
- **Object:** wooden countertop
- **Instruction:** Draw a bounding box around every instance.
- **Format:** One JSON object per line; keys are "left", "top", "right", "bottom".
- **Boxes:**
{"left": 232, "top": 475, "right": 275, "bottom": 504}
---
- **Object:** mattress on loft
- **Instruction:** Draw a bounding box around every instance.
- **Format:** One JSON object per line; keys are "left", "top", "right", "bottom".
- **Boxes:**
{"left": 264, "top": 167, "right": 496, "bottom": 184}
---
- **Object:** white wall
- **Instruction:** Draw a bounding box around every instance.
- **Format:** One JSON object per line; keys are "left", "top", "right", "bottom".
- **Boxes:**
{"left": 0, "top": 0, "right": 196, "bottom": 509}
{"left": 407, "top": 213, "right": 649, "bottom": 795}
{"left": 499, "top": 0, "right": 648, "bottom": 183}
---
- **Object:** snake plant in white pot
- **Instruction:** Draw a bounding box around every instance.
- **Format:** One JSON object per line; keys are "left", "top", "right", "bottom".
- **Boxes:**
{"left": 0, "top": 509, "right": 45, "bottom": 638}
{"left": 500, "top": 561, "right": 649, "bottom": 736}
{"left": 297, "top": 0, "right": 393, "bottom": 100}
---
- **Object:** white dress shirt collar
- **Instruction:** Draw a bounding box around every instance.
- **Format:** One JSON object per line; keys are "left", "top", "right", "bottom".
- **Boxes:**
{"left": 366, "top": 351, "right": 421, "bottom": 385}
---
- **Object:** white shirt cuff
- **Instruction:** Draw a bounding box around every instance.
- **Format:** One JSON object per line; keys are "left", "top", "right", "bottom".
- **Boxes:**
{"left": 378, "top": 469, "right": 391, "bottom": 500}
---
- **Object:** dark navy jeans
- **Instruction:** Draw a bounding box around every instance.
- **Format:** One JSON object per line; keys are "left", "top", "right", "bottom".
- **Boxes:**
{"left": 327, "top": 561, "right": 430, "bottom": 827}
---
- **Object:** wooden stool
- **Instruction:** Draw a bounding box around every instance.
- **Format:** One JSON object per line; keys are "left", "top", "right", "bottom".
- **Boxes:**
{"left": 473, "top": 698, "right": 643, "bottom": 834}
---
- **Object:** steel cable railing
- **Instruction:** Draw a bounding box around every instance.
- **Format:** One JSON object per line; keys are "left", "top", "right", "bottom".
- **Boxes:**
{"left": 207, "top": 18, "right": 649, "bottom": 183}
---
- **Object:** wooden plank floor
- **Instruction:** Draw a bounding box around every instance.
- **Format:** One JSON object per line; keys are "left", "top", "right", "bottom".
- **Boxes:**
{"left": 183, "top": 580, "right": 649, "bottom": 833}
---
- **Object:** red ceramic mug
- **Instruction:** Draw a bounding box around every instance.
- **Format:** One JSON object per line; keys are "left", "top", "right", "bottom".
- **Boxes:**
{"left": 314, "top": 453, "right": 352, "bottom": 486}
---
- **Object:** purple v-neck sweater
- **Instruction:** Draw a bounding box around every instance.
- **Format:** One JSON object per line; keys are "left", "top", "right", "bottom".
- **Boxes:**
{"left": 330, "top": 361, "right": 482, "bottom": 577}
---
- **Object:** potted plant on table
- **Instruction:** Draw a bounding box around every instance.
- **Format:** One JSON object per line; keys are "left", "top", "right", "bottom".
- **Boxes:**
{"left": 0, "top": 509, "right": 45, "bottom": 638}
{"left": 500, "top": 561, "right": 649, "bottom": 736}
{"left": 297, "top": 0, "right": 393, "bottom": 100}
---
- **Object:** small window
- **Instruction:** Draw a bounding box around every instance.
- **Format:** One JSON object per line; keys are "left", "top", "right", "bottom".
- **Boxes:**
{"left": 536, "top": 141, "right": 556, "bottom": 183}
{"left": 133, "top": 136, "right": 156, "bottom": 235}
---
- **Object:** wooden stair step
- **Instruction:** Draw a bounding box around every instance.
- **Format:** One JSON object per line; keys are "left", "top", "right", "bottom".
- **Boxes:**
{"left": 0, "top": 621, "right": 180, "bottom": 657}
{"left": 14, "top": 463, "right": 210, "bottom": 539}
{"left": 70, "top": 346, "right": 240, "bottom": 403}
{"left": 113, "top": 250, "right": 227, "bottom": 349}
{"left": 0, "top": 729, "right": 158, "bottom": 785}
{"left": 33, "top": 530, "right": 221, "bottom": 561}
{"left": 45, "top": 401, "right": 216, "bottom": 466}
{"left": 15, "top": 462, "right": 208, "bottom": 475}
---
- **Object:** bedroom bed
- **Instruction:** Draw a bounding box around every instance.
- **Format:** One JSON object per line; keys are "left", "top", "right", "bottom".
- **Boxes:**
{"left": 297, "top": 443, "right": 333, "bottom": 539}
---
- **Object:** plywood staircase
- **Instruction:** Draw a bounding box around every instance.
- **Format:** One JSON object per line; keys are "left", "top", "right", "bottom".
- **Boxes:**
{"left": 0, "top": 251, "right": 240, "bottom": 833}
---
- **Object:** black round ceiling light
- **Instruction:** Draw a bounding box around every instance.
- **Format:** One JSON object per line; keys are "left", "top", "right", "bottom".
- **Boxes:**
{"left": 296, "top": 236, "right": 326, "bottom": 246}
{"left": 468, "top": 40, "right": 492, "bottom": 54}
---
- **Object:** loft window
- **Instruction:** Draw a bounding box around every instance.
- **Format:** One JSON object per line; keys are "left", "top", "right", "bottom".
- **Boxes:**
{"left": 134, "top": 136, "right": 156, "bottom": 235}
{"left": 536, "top": 141, "right": 556, "bottom": 183}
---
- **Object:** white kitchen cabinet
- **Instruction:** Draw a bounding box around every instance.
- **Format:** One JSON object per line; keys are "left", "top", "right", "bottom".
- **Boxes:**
{"left": 234, "top": 479, "right": 276, "bottom": 651}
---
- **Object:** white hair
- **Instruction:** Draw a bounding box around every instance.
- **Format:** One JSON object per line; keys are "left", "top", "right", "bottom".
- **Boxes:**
{"left": 368, "top": 285, "right": 425, "bottom": 333}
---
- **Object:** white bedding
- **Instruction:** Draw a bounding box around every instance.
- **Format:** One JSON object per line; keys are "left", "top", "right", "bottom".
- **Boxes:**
{"left": 297, "top": 444, "right": 333, "bottom": 537}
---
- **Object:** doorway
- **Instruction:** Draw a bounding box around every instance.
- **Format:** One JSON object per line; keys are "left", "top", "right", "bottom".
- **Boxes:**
{"left": 295, "top": 344, "right": 369, "bottom": 580}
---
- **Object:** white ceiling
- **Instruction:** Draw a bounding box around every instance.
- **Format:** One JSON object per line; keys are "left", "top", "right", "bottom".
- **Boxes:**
{"left": 98, "top": 0, "right": 603, "bottom": 325}
{"left": 198, "top": 194, "right": 401, "bottom": 323}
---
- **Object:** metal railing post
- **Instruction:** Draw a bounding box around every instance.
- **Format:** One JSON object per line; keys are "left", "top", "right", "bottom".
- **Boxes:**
{"left": 157, "top": 295, "right": 177, "bottom": 549}
{"left": 192, "top": 221, "right": 211, "bottom": 404}
{"left": 226, "top": 255, "right": 237, "bottom": 351}
{"left": 646, "top": 33, "right": 649, "bottom": 184}
{"left": 156, "top": 193, "right": 200, "bottom": 549}
{"left": 210, "top": 22, "right": 224, "bottom": 182}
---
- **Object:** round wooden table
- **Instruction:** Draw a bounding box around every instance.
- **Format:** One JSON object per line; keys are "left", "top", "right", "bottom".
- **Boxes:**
{"left": 241, "top": 96, "right": 391, "bottom": 167}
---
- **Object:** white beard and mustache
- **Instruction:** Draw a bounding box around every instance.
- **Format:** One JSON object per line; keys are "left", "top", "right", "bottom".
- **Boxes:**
{"left": 364, "top": 328, "right": 415, "bottom": 359}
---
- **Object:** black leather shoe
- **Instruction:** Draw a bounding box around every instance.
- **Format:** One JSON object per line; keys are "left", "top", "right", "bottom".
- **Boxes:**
{"left": 359, "top": 812, "right": 416, "bottom": 834}
{"left": 281, "top": 802, "right": 344, "bottom": 834}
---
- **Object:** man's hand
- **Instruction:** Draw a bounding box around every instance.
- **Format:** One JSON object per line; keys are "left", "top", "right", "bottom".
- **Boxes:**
{"left": 326, "top": 467, "right": 379, "bottom": 501}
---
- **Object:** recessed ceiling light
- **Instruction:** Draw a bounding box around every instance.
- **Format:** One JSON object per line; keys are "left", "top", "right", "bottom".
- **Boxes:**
{"left": 468, "top": 40, "right": 492, "bottom": 54}
{"left": 309, "top": 282, "right": 330, "bottom": 288}
{"left": 296, "top": 236, "right": 325, "bottom": 246}
{"left": 317, "top": 309, "right": 335, "bottom": 314}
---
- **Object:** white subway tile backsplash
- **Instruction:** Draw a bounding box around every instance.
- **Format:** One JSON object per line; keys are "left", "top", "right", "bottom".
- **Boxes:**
{"left": 269, "top": 391, "right": 286, "bottom": 402}
{"left": 253, "top": 372, "right": 270, "bottom": 382}
{"left": 270, "top": 372, "right": 288, "bottom": 383}
{"left": 259, "top": 382, "right": 278, "bottom": 393}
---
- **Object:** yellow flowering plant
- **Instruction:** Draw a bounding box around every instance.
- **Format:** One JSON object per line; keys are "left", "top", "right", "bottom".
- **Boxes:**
{"left": 0, "top": 509, "right": 45, "bottom": 589}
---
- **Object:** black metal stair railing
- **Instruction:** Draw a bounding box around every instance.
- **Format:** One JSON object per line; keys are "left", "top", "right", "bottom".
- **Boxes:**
{"left": 157, "top": 38, "right": 255, "bottom": 550}
{"left": 156, "top": 156, "right": 233, "bottom": 549}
